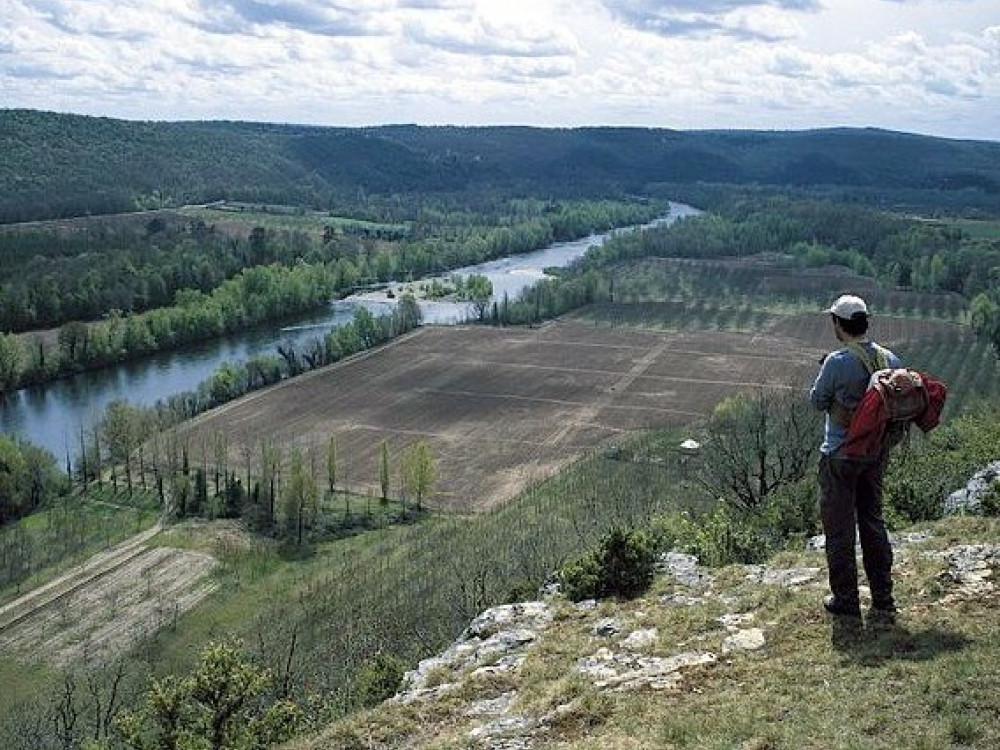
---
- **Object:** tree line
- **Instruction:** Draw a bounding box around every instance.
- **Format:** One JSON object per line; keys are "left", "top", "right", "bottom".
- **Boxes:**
{"left": 0, "top": 262, "right": 335, "bottom": 392}
{"left": 0, "top": 197, "right": 660, "bottom": 333}
{"left": 0, "top": 198, "right": 663, "bottom": 394}
{"left": 5, "top": 110, "right": 1000, "bottom": 224}
{"left": 498, "top": 195, "right": 1000, "bottom": 355}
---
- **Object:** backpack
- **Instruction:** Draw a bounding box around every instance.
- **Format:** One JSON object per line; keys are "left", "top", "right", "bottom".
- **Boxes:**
{"left": 839, "top": 343, "right": 947, "bottom": 459}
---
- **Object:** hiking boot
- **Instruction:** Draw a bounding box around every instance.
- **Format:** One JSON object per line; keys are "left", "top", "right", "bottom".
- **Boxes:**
{"left": 868, "top": 604, "right": 897, "bottom": 626}
{"left": 823, "top": 594, "right": 861, "bottom": 619}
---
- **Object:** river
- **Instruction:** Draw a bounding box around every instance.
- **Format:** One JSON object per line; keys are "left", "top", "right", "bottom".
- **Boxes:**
{"left": 0, "top": 203, "right": 698, "bottom": 459}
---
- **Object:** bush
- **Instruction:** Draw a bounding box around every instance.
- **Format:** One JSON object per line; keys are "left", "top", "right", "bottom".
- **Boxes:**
{"left": 884, "top": 471, "right": 946, "bottom": 523}
{"left": 981, "top": 482, "right": 1000, "bottom": 517}
{"left": 560, "top": 527, "right": 658, "bottom": 602}
{"left": 353, "top": 652, "right": 406, "bottom": 707}
{"left": 758, "top": 477, "right": 821, "bottom": 540}
{"left": 650, "top": 480, "right": 819, "bottom": 569}
{"left": 885, "top": 405, "right": 1000, "bottom": 523}
{"left": 653, "top": 506, "right": 772, "bottom": 568}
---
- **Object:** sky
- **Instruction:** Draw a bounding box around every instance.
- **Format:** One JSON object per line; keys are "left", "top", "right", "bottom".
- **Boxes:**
{"left": 1, "top": 0, "right": 998, "bottom": 140}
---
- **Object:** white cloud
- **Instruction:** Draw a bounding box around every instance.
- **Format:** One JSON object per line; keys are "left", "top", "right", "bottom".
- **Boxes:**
{"left": 404, "top": 14, "right": 578, "bottom": 59}
{"left": 599, "top": 0, "right": 818, "bottom": 40}
{"left": 0, "top": 0, "right": 996, "bottom": 139}
{"left": 189, "top": 0, "right": 392, "bottom": 37}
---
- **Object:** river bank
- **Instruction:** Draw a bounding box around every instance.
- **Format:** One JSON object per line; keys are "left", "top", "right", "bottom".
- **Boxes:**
{"left": 0, "top": 204, "right": 698, "bottom": 460}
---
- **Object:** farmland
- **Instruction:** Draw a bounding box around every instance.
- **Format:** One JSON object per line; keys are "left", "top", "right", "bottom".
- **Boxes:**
{"left": 174, "top": 310, "right": 970, "bottom": 512}
{"left": 178, "top": 203, "right": 410, "bottom": 240}
{"left": 0, "top": 525, "right": 217, "bottom": 668}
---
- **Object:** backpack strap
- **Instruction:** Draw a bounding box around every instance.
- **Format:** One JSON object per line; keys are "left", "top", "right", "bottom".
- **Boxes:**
{"left": 845, "top": 342, "right": 890, "bottom": 376}
{"left": 829, "top": 342, "right": 891, "bottom": 428}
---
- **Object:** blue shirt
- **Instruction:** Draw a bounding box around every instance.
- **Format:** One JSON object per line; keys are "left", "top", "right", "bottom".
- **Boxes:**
{"left": 809, "top": 342, "right": 902, "bottom": 456}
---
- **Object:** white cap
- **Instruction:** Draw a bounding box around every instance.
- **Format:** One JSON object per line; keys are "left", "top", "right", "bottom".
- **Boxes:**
{"left": 828, "top": 294, "right": 868, "bottom": 319}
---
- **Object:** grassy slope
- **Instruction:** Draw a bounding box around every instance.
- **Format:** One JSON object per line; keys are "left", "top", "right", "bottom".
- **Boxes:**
{"left": 291, "top": 515, "right": 1000, "bottom": 750}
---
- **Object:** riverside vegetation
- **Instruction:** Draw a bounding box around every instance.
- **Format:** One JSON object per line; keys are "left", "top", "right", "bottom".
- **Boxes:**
{"left": 1, "top": 126, "right": 999, "bottom": 746}
{"left": 0, "top": 196, "right": 662, "bottom": 392}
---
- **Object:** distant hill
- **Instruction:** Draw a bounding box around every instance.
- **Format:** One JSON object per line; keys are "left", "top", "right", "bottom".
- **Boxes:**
{"left": 2, "top": 109, "right": 999, "bottom": 222}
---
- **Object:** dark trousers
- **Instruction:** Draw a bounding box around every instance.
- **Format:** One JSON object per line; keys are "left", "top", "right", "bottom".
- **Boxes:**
{"left": 818, "top": 454, "right": 894, "bottom": 608}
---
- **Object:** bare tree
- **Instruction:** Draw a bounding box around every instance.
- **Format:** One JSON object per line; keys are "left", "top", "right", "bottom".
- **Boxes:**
{"left": 696, "top": 386, "right": 821, "bottom": 510}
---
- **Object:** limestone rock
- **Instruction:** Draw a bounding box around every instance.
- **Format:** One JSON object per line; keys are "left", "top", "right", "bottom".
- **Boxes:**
{"left": 621, "top": 628, "right": 658, "bottom": 651}
{"left": 808, "top": 531, "right": 932, "bottom": 552}
{"left": 807, "top": 534, "right": 826, "bottom": 551}
{"left": 722, "top": 628, "right": 766, "bottom": 654}
{"left": 944, "top": 461, "right": 1000, "bottom": 515}
{"left": 747, "top": 566, "right": 821, "bottom": 587}
{"left": 466, "top": 692, "right": 518, "bottom": 717}
{"left": 592, "top": 618, "right": 621, "bottom": 637}
{"left": 471, "top": 654, "right": 526, "bottom": 679}
{"left": 398, "top": 601, "right": 554, "bottom": 699}
{"left": 660, "top": 592, "right": 707, "bottom": 607}
{"left": 717, "top": 613, "right": 755, "bottom": 631}
{"left": 465, "top": 602, "right": 554, "bottom": 640}
{"left": 939, "top": 543, "right": 1000, "bottom": 587}
{"left": 658, "top": 551, "right": 715, "bottom": 588}
{"left": 577, "top": 648, "right": 717, "bottom": 691}
{"left": 467, "top": 715, "right": 538, "bottom": 741}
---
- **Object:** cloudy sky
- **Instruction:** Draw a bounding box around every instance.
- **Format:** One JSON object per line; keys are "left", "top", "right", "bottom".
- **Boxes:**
{"left": 2, "top": 0, "right": 997, "bottom": 139}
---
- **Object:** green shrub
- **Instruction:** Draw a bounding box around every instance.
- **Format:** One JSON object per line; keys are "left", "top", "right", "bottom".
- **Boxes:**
{"left": 353, "top": 652, "right": 407, "bottom": 707}
{"left": 758, "top": 477, "right": 821, "bottom": 540}
{"left": 674, "top": 505, "right": 773, "bottom": 567}
{"left": 560, "top": 527, "right": 658, "bottom": 602}
{"left": 981, "top": 482, "right": 1000, "bottom": 517}
{"left": 504, "top": 579, "right": 541, "bottom": 603}
{"left": 650, "top": 485, "right": 816, "bottom": 569}
{"left": 885, "top": 405, "right": 1000, "bottom": 523}
{"left": 884, "top": 471, "right": 946, "bottom": 523}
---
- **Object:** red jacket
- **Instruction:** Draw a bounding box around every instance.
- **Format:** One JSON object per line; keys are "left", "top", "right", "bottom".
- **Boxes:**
{"left": 839, "top": 371, "right": 947, "bottom": 459}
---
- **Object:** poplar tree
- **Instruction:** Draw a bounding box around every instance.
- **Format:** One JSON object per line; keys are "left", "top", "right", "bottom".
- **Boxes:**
{"left": 378, "top": 439, "right": 390, "bottom": 502}
{"left": 403, "top": 441, "right": 437, "bottom": 512}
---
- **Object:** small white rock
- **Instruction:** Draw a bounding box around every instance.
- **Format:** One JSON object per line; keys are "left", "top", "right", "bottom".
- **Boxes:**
{"left": 722, "top": 628, "right": 766, "bottom": 654}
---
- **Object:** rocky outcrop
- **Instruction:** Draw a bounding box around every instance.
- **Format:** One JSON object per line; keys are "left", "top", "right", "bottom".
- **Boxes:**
{"left": 933, "top": 543, "right": 1000, "bottom": 603}
{"left": 376, "top": 520, "right": 1000, "bottom": 749}
{"left": 395, "top": 602, "right": 555, "bottom": 705}
{"left": 388, "top": 546, "right": 870, "bottom": 748}
{"left": 944, "top": 461, "right": 1000, "bottom": 514}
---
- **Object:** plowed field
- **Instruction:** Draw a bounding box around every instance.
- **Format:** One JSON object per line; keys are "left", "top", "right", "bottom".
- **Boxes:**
{"left": 176, "top": 315, "right": 961, "bottom": 511}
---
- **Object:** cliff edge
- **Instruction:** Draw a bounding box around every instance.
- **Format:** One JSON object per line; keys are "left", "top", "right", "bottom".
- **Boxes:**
{"left": 287, "top": 511, "right": 1000, "bottom": 750}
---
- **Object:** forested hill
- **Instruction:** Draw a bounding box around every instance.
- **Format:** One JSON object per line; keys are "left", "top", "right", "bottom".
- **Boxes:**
{"left": 3, "top": 108, "right": 999, "bottom": 222}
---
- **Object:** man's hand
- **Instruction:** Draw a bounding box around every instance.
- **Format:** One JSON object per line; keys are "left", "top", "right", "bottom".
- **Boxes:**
{"left": 829, "top": 401, "right": 853, "bottom": 427}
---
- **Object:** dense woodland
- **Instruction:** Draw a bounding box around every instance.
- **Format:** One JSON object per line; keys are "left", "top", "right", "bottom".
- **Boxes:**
{"left": 2, "top": 110, "right": 1000, "bottom": 749}
{"left": 2, "top": 110, "right": 999, "bottom": 224}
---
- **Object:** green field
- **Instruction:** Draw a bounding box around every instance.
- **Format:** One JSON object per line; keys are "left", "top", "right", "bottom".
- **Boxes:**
{"left": 950, "top": 217, "right": 1000, "bottom": 240}
{"left": 179, "top": 204, "right": 410, "bottom": 238}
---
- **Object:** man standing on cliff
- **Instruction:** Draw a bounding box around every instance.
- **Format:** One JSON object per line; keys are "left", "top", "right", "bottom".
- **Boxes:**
{"left": 809, "top": 295, "right": 901, "bottom": 621}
